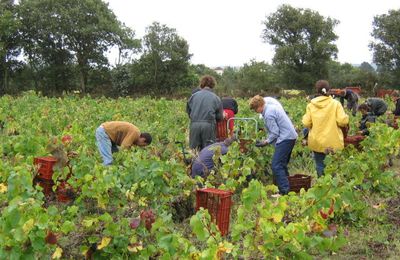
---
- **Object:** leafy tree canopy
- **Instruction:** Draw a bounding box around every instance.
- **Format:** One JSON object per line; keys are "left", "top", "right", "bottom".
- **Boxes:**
{"left": 262, "top": 4, "right": 339, "bottom": 91}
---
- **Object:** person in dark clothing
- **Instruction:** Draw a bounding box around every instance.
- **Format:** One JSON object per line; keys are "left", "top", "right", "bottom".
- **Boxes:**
{"left": 221, "top": 97, "right": 238, "bottom": 135}
{"left": 186, "top": 75, "right": 224, "bottom": 150}
{"left": 339, "top": 89, "right": 359, "bottom": 116}
{"left": 392, "top": 91, "right": 400, "bottom": 116}
{"left": 365, "top": 98, "right": 387, "bottom": 117}
{"left": 191, "top": 138, "right": 235, "bottom": 178}
{"left": 357, "top": 104, "right": 376, "bottom": 136}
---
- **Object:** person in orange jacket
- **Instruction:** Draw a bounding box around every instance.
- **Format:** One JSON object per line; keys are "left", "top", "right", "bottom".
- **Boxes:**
{"left": 302, "top": 80, "right": 349, "bottom": 177}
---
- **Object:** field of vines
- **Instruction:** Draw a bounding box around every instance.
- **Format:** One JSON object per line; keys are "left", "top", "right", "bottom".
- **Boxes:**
{"left": 1, "top": 92, "right": 400, "bottom": 259}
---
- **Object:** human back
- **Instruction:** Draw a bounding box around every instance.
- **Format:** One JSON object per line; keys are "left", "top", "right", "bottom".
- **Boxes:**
{"left": 304, "top": 96, "right": 348, "bottom": 152}
{"left": 187, "top": 90, "right": 222, "bottom": 122}
{"left": 303, "top": 80, "right": 349, "bottom": 153}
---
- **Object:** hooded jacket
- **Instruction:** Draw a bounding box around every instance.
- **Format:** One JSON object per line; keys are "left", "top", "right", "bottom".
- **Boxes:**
{"left": 302, "top": 96, "right": 349, "bottom": 153}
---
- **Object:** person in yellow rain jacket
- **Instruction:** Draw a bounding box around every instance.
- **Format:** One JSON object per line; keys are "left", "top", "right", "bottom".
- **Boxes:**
{"left": 302, "top": 80, "right": 349, "bottom": 177}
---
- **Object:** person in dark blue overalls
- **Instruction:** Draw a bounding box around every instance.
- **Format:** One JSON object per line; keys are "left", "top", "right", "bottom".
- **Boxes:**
{"left": 191, "top": 138, "right": 235, "bottom": 178}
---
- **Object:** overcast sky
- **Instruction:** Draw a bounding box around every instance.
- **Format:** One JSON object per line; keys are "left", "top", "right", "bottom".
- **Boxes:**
{"left": 105, "top": 0, "right": 400, "bottom": 68}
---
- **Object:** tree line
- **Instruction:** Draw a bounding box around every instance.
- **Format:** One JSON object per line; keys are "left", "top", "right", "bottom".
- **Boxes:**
{"left": 0, "top": 1, "right": 399, "bottom": 97}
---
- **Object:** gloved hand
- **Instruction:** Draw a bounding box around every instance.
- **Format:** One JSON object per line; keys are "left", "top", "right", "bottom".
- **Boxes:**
{"left": 255, "top": 140, "right": 268, "bottom": 147}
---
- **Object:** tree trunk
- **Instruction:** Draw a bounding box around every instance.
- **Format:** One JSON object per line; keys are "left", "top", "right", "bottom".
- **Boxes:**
{"left": 77, "top": 54, "right": 87, "bottom": 94}
{"left": 79, "top": 69, "right": 86, "bottom": 94}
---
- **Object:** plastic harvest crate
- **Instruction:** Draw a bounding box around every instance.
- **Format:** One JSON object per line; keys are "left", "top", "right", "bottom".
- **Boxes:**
{"left": 345, "top": 86, "right": 361, "bottom": 95}
{"left": 344, "top": 135, "right": 365, "bottom": 150}
{"left": 288, "top": 174, "right": 311, "bottom": 193}
{"left": 196, "top": 188, "right": 233, "bottom": 236}
{"left": 34, "top": 156, "right": 57, "bottom": 180}
{"left": 216, "top": 119, "right": 228, "bottom": 142}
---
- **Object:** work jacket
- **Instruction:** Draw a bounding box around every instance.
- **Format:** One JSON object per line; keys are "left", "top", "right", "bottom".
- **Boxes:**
{"left": 302, "top": 96, "right": 349, "bottom": 153}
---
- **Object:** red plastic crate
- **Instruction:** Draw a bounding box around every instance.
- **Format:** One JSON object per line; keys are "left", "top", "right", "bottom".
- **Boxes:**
{"left": 34, "top": 156, "right": 57, "bottom": 180}
{"left": 56, "top": 181, "right": 74, "bottom": 203}
{"left": 216, "top": 119, "right": 228, "bottom": 142}
{"left": 376, "top": 89, "right": 396, "bottom": 98}
{"left": 346, "top": 86, "right": 361, "bottom": 95}
{"left": 329, "top": 88, "right": 343, "bottom": 96}
{"left": 196, "top": 188, "right": 233, "bottom": 236}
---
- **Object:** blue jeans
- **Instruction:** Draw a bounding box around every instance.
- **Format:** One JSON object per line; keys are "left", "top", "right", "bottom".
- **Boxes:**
{"left": 271, "top": 139, "right": 296, "bottom": 194}
{"left": 314, "top": 152, "right": 326, "bottom": 177}
{"left": 95, "top": 126, "right": 118, "bottom": 165}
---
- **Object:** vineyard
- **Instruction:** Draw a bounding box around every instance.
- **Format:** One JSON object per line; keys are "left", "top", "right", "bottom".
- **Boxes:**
{"left": 1, "top": 92, "right": 400, "bottom": 259}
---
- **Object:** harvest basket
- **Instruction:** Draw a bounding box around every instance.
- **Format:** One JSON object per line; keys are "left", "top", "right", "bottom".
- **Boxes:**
{"left": 344, "top": 135, "right": 365, "bottom": 150}
{"left": 56, "top": 181, "right": 75, "bottom": 203}
{"left": 196, "top": 188, "right": 233, "bottom": 236}
{"left": 34, "top": 156, "right": 57, "bottom": 180}
{"left": 288, "top": 174, "right": 311, "bottom": 193}
{"left": 239, "top": 139, "right": 252, "bottom": 153}
{"left": 216, "top": 119, "right": 228, "bottom": 142}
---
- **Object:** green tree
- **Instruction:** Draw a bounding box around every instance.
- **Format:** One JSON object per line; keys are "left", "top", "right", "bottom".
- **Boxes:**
{"left": 135, "top": 22, "right": 192, "bottom": 93}
{"left": 359, "top": 62, "right": 375, "bottom": 73}
{"left": 0, "top": 0, "right": 21, "bottom": 94}
{"left": 327, "top": 61, "right": 377, "bottom": 93}
{"left": 262, "top": 4, "right": 339, "bottom": 91}
{"left": 18, "top": 0, "right": 138, "bottom": 93}
{"left": 370, "top": 9, "right": 400, "bottom": 86}
{"left": 238, "top": 60, "right": 280, "bottom": 94}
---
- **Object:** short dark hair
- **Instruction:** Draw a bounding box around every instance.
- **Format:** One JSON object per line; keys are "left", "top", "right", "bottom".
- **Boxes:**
{"left": 140, "top": 133, "right": 152, "bottom": 145}
{"left": 358, "top": 103, "right": 370, "bottom": 111}
{"left": 199, "top": 75, "right": 216, "bottom": 89}
{"left": 315, "top": 80, "right": 330, "bottom": 95}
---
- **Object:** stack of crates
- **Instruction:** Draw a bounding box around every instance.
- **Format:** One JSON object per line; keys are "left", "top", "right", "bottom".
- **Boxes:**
{"left": 33, "top": 156, "right": 57, "bottom": 197}
{"left": 196, "top": 188, "right": 233, "bottom": 236}
{"left": 33, "top": 156, "right": 74, "bottom": 203}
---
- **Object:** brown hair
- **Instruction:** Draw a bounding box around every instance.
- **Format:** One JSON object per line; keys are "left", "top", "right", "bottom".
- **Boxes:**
{"left": 315, "top": 80, "right": 331, "bottom": 95}
{"left": 199, "top": 75, "right": 216, "bottom": 89}
{"left": 249, "top": 95, "right": 265, "bottom": 111}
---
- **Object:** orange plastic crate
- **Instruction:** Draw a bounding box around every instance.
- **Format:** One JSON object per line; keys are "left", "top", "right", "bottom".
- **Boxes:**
{"left": 216, "top": 119, "right": 228, "bottom": 142}
{"left": 196, "top": 188, "right": 233, "bottom": 236}
{"left": 346, "top": 86, "right": 361, "bottom": 95}
{"left": 34, "top": 156, "right": 57, "bottom": 180}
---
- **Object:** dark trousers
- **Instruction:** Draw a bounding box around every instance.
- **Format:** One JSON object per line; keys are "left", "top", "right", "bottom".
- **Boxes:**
{"left": 189, "top": 121, "right": 216, "bottom": 150}
{"left": 271, "top": 139, "right": 296, "bottom": 194}
{"left": 314, "top": 152, "right": 326, "bottom": 177}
